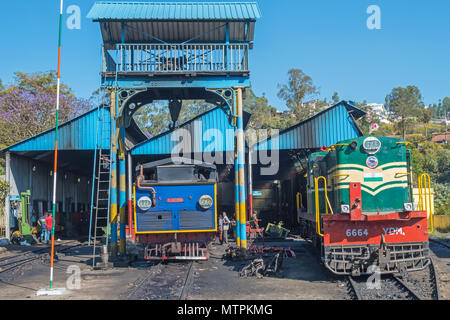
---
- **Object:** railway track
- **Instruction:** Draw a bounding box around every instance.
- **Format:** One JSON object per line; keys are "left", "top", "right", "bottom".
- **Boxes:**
{"left": 347, "top": 258, "right": 441, "bottom": 300}
{"left": 125, "top": 261, "right": 197, "bottom": 300}
{"left": 429, "top": 238, "right": 450, "bottom": 250}
{"left": 0, "top": 240, "right": 85, "bottom": 276}
{"left": 348, "top": 275, "right": 423, "bottom": 300}
{"left": 179, "top": 261, "right": 195, "bottom": 300}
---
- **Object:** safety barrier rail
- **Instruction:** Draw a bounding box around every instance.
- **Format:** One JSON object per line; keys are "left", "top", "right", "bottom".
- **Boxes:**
{"left": 418, "top": 173, "right": 433, "bottom": 234}
{"left": 102, "top": 43, "right": 249, "bottom": 74}
{"left": 314, "top": 176, "right": 334, "bottom": 237}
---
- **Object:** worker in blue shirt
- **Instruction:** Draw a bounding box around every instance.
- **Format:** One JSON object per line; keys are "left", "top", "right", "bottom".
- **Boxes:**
{"left": 37, "top": 214, "right": 47, "bottom": 243}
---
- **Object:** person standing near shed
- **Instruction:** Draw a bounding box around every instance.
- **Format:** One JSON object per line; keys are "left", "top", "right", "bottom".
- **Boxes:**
{"left": 38, "top": 214, "right": 47, "bottom": 243}
{"left": 44, "top": 212, "right": 53, "bottom": 245}
{"left": 222, "top": 212, "right": 231, "bottom": 244}
{"left": 218, "top": 214, "right": 224, "bottom": 245}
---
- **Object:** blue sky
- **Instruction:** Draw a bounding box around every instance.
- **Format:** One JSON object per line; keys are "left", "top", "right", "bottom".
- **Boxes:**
{"left": 0, "top": 0, "right": 449, "bottom": 109}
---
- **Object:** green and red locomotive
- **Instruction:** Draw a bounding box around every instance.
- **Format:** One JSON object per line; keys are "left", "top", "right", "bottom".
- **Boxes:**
{"left": 298, "top": 135, "right": 433, "bottom": 276}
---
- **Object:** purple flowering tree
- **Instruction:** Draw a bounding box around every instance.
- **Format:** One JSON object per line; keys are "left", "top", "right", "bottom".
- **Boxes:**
{"left": 0, "top": 72, "right": 92, "bottom": 148}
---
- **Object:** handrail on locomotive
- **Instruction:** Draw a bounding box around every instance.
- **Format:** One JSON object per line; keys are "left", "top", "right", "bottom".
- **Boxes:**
{"left": 314, "top": 176, "right": 334, "bottom": 237}
{"left": 418, "top": 173, "right": 433, "bottom": 234}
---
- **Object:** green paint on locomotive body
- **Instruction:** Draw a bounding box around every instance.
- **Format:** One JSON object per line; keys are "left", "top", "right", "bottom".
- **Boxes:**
{"left": 308, "top": 136, "right": 412, "bottom": 214}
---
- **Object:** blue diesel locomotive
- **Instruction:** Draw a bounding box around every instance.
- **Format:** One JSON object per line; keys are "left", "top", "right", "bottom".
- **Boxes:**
{"left": 134, "top": 158, "right": 218, "bottom": 261}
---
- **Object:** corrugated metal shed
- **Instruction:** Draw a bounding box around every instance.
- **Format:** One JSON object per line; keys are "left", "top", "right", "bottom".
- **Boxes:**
{"left": 88, "top": 1, "right": 261, "bottom": 49}
{"left": 132, "top": 106, "right": 250, "bottom": 155}
{"left": 2, "top": 107, "right": 146, "bottom": 152}
{"left": 257, "top": 101, "right": 366, "bottom": 151}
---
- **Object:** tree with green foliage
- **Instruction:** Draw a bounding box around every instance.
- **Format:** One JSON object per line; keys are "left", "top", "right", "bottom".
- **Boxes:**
{"left": 133, "top": 102, "right": 171, "bottom": 137}
{"left": 418, "top": 107, "right": 433, "bottom": 139}
{"left": 332, "top": 92, "right": 340, "bottom": 104}
{"left": 385, "top": 86, "right": 424, "bottom": 140}
{"left": 133, "top": 100, "right": 216, "bottom": 137}
{"left": 444, "top": 97, "right": 450, "bottom": 119}
{"left": 243, "top": 89, "right": 279, "bottom": 129}
{"left": 12, "top": 71, "right": 73, "bottom": 97}
{"left": 429, "top": 97, "right": 450, "bottom": 120}
{"left": 277, "top": 69, "right": 319, "bottom": 122}
{"left": 406, "top": 141, "right": 450, "bottom": 216}
{"left": 179, "top": 100, "right": 214, "bottom": 124}
{"left": 133, "top": 89, "right": 292, "bottom": 136}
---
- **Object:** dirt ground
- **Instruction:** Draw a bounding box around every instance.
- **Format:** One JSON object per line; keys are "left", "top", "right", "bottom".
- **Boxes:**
{"left": 0, "top": 236, "right": 448, "bottom": 300}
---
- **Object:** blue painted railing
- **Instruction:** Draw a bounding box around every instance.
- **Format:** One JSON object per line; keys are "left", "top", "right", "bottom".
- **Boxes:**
{"left": 102, "top": 43, "right": 249, "bottom": 74}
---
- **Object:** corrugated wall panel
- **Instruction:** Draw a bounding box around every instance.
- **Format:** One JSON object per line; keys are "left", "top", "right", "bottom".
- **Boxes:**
{"left": 7, "top": 108, "right": 112, "bottom": 152}
{"left": 132, "top": 107, "right": 236, "bottom": 156}
{"left": 257, "top": 102, "right": 365, "bottom": 151}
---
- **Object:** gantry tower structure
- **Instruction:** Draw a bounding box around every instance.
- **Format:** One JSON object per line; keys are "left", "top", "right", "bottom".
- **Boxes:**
{"left": 88, "top": 1, "right": 261, "bottom": 256}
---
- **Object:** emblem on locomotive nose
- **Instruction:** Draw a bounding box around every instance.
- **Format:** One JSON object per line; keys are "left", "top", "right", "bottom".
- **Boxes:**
{"left": 366, "top": 156, "right": 379, "bottom": 169}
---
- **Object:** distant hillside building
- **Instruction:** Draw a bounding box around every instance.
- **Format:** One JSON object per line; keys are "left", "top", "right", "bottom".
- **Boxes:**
{"left": 432, "top": 132, "right": 449, "bottom": 144}
{"left": 366, "top": 103, "right": 391, "bottom": 124}
{"left": 431, "top": 119, "right": 450, "bottom": 126}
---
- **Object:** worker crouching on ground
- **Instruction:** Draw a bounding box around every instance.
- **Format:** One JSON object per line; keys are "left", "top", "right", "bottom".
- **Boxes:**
{"left": 222, "top": 212, "right": 231, "bottom": 244}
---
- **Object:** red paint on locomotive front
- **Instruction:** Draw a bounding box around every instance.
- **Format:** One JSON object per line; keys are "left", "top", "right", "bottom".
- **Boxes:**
{"left": 322, "top": 211, "right": 428, "bottom": 246}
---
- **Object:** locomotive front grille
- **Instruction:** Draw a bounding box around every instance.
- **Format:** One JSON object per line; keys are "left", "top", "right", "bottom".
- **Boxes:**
{"left": 324, "top": 242, "right": 430, "bottom": 275}
{"left": 137, "top": 211, "right": 173, "bottom": 232}
{"left": 179, "top": 210, "right": 214, "bottom": 230}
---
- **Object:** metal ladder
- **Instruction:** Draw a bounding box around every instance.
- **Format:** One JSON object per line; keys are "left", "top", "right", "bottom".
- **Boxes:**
{"left": 89, "top": 105, "right": 112, "bottom": 267}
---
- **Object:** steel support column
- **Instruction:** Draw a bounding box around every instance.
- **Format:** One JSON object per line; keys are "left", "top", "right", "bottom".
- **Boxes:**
{"left": 127, "top": 152, "right": 134, "bottom": 241}
{"left": 248, "top": 148, "right": 254, "bottom": 218}
{"left": 110, "top": 91, "right": 118, "bottom": 257}
{"left": 119, "top": 126, "right": 127, "bottom": 255}
{"left": 4, "top": 152, "right": 11, "bottom": 240}
{"left": 235, "top": 87, "right": 247, "bottom": 250}
{"left": 234, "top": 147, "right": 240, "bottom": 247}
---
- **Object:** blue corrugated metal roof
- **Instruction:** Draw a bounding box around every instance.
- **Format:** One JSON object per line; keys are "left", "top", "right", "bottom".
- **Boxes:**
{"left": 132, "top": 106, "right": 250, "bottom": 155}
{"left": 2, "top": 108, "right": 111, "bottom": 152}
{"left": 88, "top": 1, "right": 262, "bottom": 21}
{"left": 2, "top": 106, "right": 148, "bottom": 153}
{"left": 256, "top": 101, "right": 366, "bottom": 151}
